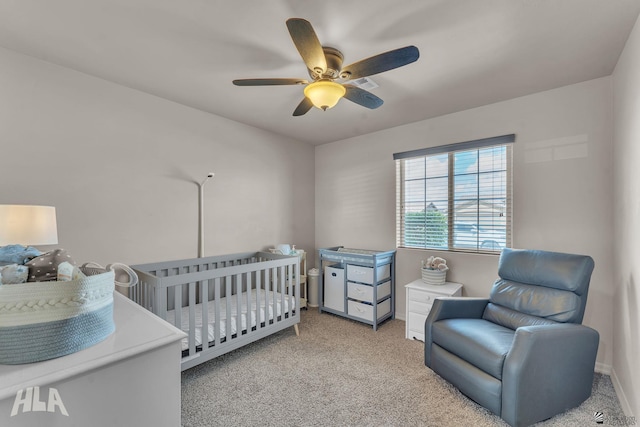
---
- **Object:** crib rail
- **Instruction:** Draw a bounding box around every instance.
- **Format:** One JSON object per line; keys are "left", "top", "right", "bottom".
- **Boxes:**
{"left": 131, "top": 252, "right": 300, "bottom": 370}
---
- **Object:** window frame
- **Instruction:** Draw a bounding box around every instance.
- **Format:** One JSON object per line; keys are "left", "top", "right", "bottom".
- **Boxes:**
{"left": 394, "top": 134, "right": 515, "bottom": 254}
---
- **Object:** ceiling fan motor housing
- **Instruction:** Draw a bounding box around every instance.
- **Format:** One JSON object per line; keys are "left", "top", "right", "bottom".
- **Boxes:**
{"left": 309, "top": 46, "right": 344, "bottom": 80}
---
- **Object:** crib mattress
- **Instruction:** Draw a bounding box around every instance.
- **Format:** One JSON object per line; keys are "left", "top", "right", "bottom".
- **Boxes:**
{"left": 166, "top": 289, "right": 295, "bottom": 350}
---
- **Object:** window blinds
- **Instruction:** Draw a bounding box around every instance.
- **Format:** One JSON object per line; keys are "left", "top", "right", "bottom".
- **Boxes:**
{"left": 394, "top": 134, "right": 514, "bottom": 253}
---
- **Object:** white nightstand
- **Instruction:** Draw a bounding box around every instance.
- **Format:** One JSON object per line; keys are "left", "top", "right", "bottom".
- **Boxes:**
{"left": 405, "top": 279, "right": 463, "bottom": 341}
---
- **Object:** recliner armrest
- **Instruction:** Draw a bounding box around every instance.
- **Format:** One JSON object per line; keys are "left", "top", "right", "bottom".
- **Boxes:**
{"left": 501, "top": 324, "right": 599, "bottom": 427}
{"left": 424, "top": 297, "right": 489, "bottom": 367}
{"left": 427, "top": 297, "right": 489, "bottom": 322}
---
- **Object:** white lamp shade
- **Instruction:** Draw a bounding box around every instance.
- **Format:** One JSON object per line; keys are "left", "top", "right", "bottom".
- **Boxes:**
{"left": 303, "top": 81, "right": 346, "bottom": 110}
{"left": 0, "top": 205, "right": 58, "bottom": 246}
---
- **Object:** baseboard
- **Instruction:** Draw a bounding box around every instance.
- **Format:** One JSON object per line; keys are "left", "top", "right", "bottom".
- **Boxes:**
{"left": 595, "top": 361, "right": 611, "bottom": 375}
{"left": 610, "top": 367, "right": 634, "bottom": 417}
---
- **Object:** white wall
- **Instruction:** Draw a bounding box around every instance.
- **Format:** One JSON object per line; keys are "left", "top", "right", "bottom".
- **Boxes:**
{"left": 612, "top": 12, "right": 640, "bottom": 417}
{"left": 316, "top": 77, "right": 614, "bottom": 370}
{"left": 0, "top": 46, "right": 315, "bottom": 265}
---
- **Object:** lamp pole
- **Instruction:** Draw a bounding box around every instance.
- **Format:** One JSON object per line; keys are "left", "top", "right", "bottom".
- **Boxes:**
{"left": 198, "top": 173, "right": 214, "bottom": 258}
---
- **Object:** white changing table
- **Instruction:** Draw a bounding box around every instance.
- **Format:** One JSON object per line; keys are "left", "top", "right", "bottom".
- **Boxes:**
{"left": 0, "top": 292, "right": 186, "bottom": 427}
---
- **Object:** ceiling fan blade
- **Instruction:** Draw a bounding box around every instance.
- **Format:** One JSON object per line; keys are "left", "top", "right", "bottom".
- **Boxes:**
{"left": 340, "top": 45, "right": 419, "bottom": 80}
{"left": 343, "top": 85, "right": 384, "bottom": 109}
{"left": 233, "top": 78, "right": 308, "bottom": 86}
{"left": 286, "top": 18, "right": 327, "bottom": 76}
{"left": 292, "top": 97, "right": 314, "bottom": 116}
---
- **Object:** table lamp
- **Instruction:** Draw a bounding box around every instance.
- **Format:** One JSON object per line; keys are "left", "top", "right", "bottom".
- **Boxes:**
{"left": 0, "top": 205, "right": 58, "bottom": 246}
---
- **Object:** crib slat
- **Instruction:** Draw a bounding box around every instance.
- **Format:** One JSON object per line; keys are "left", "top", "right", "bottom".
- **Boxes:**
{"left": 156, "top": 279, "right": 167, "bottom": 320}
{"left": 282, "top": 266, "right": 287, "bottom": 317}
{"left": 214, "top": 277, "right": 221, "bottom": 345}
{"left": 188, "top": 282, "right": 196, "bottom": 356}
{"left": 282, "top": 264, "right": 290, "bottom": 317}
{"left": 273, "top": 267, "right": 284, "bottom": 323}
{"left": 287, "top": 263, "right": 293, "bottom": 316}
{"left": 225, "top": 275, "right": 232, "bottom": 341}
{"left": 200, "top": 279, "right": 209, "bottom": 348}
{"left": 293, "top": 262, "right": 298, "bottom": 315}
{"left": 236, "top": 273, "right": 243, "bottom": 335}
{"left": 277, "top": 267, "right": 281, "bottom": 321}
{"left": 296, "top": 261, "right": 300, "bottom": 314}
{"left": 265, "top": 267, "right": 278, "bottom": 325}
{"left": 174, "top": 285, "right": 182, "bottom": 333}
{"left": 245, "top": 272, "right": 253, "bottom": 334}
{"left": 279, "top": 266, "right": 283, "bottom": 321}
{"left": 295, "top": 261, "right": 300, "bottom": 315}
{"left": 278, "top": 267, "right": 283, "bottom": 321}
{"left": 255, "top": 268, "right": 262, "bottom": 331}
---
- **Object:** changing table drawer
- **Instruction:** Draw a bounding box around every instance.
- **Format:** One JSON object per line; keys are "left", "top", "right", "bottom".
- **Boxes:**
{"left": 347, "top": 280, "right": 391, "bottom": 303}
{"left": 346, "top": 264, "right": 391, "bottom": 284}
{"left": 348, "top": 299, "right": 391, "bottom": 322}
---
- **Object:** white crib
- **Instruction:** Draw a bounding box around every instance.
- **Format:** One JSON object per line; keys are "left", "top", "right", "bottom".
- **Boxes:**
{"left": 130, "top": 252, "right": 300, "bottom": 371}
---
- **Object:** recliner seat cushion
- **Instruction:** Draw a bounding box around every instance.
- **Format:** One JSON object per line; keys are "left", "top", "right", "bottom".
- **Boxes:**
{"left": 432, "top": 318, "right": 515, "bottom": 379}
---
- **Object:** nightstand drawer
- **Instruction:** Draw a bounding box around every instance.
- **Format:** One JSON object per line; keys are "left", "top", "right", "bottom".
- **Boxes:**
{"left": 408, "top": 299, "right": 433, "bottom": 316}
{"left": 408, "top": 311, "right": 428, "bottom": 333}
{"left": 407, "top": 299, "right": 433, "bottom": 314}
{"left": 409, "top": 288, "right": 447, "bottom": 305}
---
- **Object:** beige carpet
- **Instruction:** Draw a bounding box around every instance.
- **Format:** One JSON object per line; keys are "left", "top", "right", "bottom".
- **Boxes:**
{"left": 181, "top": 309, "right": 625, "bottom": 427}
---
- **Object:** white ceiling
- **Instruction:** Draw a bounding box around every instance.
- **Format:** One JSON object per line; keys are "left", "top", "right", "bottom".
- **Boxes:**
{"left": 1, "top": 0, "right": 639, "bottom": 145}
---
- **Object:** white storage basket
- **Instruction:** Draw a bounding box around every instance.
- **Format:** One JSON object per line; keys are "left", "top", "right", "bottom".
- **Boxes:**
{"left": 0, "top": 270, "right": 115, "bottom": 364}
{"left": 421, "top": 268, "right": 446, "bottom": 286}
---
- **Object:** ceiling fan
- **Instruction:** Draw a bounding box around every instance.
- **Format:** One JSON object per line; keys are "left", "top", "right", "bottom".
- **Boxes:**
{"left": 232, "top": 18, "right": 420, "bottom": 116}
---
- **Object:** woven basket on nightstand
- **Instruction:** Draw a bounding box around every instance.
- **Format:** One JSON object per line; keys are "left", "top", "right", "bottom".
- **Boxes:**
{"left": 421, "top": 268, "right": 446, "bottom": 286}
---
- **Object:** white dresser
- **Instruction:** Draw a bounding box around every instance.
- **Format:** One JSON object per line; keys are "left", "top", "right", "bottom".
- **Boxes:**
{"left": 0, "top": 292, "right": 185, "bottom": 427}
{"left": 405, "top": 279, "right": 463, "bottom": 341}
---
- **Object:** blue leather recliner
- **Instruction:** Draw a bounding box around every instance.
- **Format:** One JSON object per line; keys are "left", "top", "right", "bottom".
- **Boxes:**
{"left": 424, "top": 248, "right": 599, "bottom": 427}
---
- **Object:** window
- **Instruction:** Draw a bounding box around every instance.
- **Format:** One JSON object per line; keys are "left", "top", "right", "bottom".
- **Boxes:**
{"left": 394, "top": 135, "right": 514, "bottom": 253}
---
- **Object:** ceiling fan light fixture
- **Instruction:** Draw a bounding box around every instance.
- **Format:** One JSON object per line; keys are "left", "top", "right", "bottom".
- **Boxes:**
{"left": 303, "top": 80, "right": 346, "bottom": 111}
{"left": 232, "top": 19, "right": 419, "bottom": 116}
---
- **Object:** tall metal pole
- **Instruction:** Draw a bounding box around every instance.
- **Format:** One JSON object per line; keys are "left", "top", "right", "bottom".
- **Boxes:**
{"left": 198, "top": 173, "right": 214, "bottom": 258}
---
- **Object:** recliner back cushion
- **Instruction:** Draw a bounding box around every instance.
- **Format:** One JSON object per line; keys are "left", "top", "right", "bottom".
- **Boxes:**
{"left": 492, "top": 248, "right": 595, "bottom": 324}
{"left": 483, "top": 302, "right": 559, "bottom": 330}
{"left": 489, "top": 279, "right": 581, "bottom": 323}
{"left": 498, "top": 248, "right": 594, "bottom": 295}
